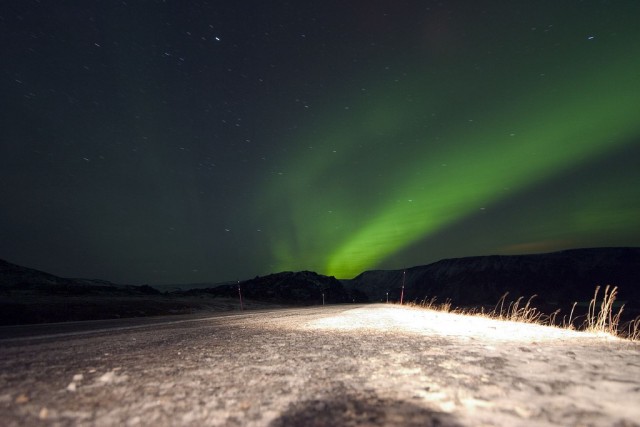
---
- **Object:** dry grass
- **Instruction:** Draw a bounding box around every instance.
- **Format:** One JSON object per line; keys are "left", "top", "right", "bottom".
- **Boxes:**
{"left": 625, "top": 317, "right": 640, "bottom": 341}
{"left": 585, "top": 285, "right": 624, "bottom": 335}
{"left": 403, "top": 285, "right": 640, "bottom": 341}
{"left": 493, "top": 293, "right": 550, "bottom": 324}
{"left": 411, "top": 296, "right": 454, "bottom": 313}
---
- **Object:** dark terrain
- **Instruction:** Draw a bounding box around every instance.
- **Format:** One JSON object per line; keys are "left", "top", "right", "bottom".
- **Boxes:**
{"left": 1, "top": 247, "right": 639, "bottom": 326}
{"left": 0, "top": 260, "right": 346, "bottom": 325}
{"left": 343, "top": 247, "right": 640, "bottom": 323}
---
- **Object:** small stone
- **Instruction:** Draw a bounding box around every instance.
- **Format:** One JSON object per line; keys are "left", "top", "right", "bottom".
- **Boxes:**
{"left": 15, "top": 394, "right": 29, "bottom": 404}
{"left": 39, "top": 407, "right": 49, "bottom": 420}
{"left": 73, "top": 374, "right": 84, "bottom": 382}
{"left": 99, "top": 372, "right": 115, "bottom": 383}
{"left": 67, "top": 382, "right": 77, "bottom": 392}
{"left": 97, "top": 370, "right": 128, "bottom": 385}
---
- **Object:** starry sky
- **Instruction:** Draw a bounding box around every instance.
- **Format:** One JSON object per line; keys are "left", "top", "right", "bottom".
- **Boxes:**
{"left": 1, "top": 1, "right": 639, "bottom": 285}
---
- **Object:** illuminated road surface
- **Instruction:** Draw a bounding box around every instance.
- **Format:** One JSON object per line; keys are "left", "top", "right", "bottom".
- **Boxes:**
{"left": 1, "top": 305, "right": 639, "bottom": 426}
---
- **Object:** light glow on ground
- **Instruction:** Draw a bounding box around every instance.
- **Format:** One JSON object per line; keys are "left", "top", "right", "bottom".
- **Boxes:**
{"left": 304, "top": 305, "right": 616, "bottom": 342}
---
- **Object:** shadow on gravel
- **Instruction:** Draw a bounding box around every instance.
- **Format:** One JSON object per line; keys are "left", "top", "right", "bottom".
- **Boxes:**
{"left": 270, "top": 394, "right": 460, "bottom": 427}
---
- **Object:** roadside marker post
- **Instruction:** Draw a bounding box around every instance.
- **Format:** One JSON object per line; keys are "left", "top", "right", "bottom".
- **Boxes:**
{"left": 238, "top": 281, "right": 244, "bottom": 311}
{"left": 400, "top": 270, "right": 406, "bottom": 305}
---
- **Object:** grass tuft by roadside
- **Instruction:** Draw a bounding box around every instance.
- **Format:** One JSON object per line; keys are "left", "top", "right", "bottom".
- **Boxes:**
{"left": 405, "top": 285, "right": 639, "bottom": 341}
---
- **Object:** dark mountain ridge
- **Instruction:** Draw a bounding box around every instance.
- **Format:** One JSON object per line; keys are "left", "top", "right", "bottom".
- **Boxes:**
{"left": 2, "top": 247, "right": 638, "bottom": 325}
{"left": 0, "top": 258, "right": 159, "bottom": 296}
{"left": 343, "top": 247, "right": 640, "bottom": 321}
{"left": 174, "top": 270, "right": 349, "bottom": 305}
{"left": 0, "top": 260, "right": 349, "bottom": 325}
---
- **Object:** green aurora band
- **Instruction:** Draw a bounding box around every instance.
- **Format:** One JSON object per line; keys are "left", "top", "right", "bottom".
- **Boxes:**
{"left": 261, "top": 28, "right": 640, "bottom": 278}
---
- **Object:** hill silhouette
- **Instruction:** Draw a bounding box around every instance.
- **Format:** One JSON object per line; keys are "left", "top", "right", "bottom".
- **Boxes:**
{"left": 343, "top": 247, "right": 640, "bottom": 322}
{"left": 1, "top": 247, "right": 639, "bottom": 325}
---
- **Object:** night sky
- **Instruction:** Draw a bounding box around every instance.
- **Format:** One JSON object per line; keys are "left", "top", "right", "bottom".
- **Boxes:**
{"left": 1, "top": 1, "right": 639, "bottom": 285}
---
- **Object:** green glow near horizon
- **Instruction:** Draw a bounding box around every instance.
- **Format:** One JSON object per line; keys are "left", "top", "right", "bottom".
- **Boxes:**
{"left": 329, "top": 52, "right": 640, "bottom": 276}
{"left": 261, "top": 36, "right": 640, "bottom": 278}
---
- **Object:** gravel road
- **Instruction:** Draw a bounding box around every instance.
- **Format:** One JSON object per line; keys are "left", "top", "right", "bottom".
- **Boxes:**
{"left": 1, "top": 304, "right": 639, "bottom": 426}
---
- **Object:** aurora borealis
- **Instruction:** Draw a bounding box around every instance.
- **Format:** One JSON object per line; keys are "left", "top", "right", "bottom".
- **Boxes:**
{"left": 1, "top": 1, "right": 639, "bottom": 284}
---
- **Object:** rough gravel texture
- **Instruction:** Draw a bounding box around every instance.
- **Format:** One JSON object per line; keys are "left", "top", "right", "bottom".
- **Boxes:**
{"left": 0, "top": 305, "right": 638, "bottom": 426}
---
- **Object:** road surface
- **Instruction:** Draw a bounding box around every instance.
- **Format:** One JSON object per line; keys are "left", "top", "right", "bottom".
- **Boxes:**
{"left": 1, "top": 304, "right": 639, "bottom": 426}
